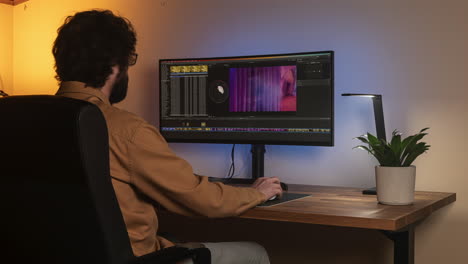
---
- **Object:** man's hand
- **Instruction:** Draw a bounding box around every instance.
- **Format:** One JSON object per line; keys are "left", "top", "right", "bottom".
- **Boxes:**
{"left": 252, "top": 177, "right": 283, "bottom": 201}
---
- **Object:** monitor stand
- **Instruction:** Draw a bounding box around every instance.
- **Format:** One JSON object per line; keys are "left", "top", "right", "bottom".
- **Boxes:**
{"left": 209, "top": 144, "right": 264, "bottom": 184}
{"left": 209, "top": 145, "right": 310, "bottom": 206}
{"left": 208, "top": 144, "right": 288, "bottom": 190}
{"left": 251, "top": 144, "right": 265, "bottom": 180}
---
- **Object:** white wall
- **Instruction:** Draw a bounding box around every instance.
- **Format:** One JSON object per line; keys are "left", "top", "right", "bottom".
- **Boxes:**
{"left": 11, "top": 0, "right": 467, "bottom": 263}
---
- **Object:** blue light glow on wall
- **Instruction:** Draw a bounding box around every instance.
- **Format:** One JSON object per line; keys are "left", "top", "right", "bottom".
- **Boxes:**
{"left": 160, "top": 1, "right": 416, "bottom": 186}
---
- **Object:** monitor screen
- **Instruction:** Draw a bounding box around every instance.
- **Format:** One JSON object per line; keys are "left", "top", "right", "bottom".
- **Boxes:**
{"left": 159, "top": 51, "right": 334, "bottom": 146}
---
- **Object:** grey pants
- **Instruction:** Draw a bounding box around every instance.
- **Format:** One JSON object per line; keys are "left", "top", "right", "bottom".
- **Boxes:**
{"left": 180, "top": 241, "right": 270, "bottom": 264}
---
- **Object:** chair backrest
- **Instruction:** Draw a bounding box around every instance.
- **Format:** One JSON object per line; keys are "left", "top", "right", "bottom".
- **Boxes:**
{"left": 0, "top": 95, "right": 135, "bottom": 264}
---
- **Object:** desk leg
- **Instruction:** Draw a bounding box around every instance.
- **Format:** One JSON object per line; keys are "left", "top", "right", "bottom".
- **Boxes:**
{"left": 381, "top": 226, "right": 415, "bottom": 264}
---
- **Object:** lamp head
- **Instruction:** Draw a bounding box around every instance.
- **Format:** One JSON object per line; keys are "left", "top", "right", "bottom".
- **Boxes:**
{"left": 342, "top": 92, "right": 386, "bottom": 141}
{"left": 341, "top": 93, "right": 381, "bottom": 98}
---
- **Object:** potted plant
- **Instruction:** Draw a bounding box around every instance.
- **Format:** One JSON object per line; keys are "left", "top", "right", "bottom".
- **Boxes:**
{"left": 355, "top": 128, "right": 430, "bottom": 205}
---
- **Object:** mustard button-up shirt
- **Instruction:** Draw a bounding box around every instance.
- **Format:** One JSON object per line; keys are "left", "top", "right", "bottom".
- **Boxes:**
{"left": 56, "top": 81, "right": 266, "bottom": 256}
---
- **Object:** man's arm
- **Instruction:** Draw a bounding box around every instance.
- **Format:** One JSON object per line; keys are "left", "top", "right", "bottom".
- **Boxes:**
{"left": 127, "top": 123, "right": 278, "bottom": 218}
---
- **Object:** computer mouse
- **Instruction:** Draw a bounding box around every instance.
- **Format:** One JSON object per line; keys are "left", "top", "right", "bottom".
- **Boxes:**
{"left": 268, "top": 195, "right": 278, "bottom": 201}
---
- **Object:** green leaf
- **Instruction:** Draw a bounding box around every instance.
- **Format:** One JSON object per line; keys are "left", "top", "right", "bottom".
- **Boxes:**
{"left": 401, "top": 132, "right": 428, "bottom": 164}
{"left": 367, "top": 132, "right": 382, "bottom": 146}
{"left": 390, "top": 130, "right": 402, "bottom": 165}
{"left": 354, "top": 136, "right": 370, "bottom": 144}
{"left": 402, "top": 142, "right": 430, "bottom": 166}
{"left": 420, "top": 127, "right": 430, "bottom": 133}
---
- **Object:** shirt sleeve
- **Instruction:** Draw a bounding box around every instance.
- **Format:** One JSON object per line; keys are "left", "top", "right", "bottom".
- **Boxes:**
{"left": 127, "top": 122, "right": 266, "bottom": 218}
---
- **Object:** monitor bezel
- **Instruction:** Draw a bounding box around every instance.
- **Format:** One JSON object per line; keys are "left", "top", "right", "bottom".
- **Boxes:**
{"left": 158, "top": 50, "right": 334, "bottom": 146}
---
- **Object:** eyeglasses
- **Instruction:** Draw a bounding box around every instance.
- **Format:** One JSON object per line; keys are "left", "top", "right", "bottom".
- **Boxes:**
{"left": 129, "top": 53, "right": 138, "bottom": 66}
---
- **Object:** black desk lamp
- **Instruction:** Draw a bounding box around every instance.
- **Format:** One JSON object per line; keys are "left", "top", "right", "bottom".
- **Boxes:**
{"left": 342, "top": 93, "right": 386, "bottom": 195}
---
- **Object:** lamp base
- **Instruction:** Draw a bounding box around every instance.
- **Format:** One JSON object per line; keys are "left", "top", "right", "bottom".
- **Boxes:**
{"left": 362, "top": 187, "right": 377, "bottom": 195}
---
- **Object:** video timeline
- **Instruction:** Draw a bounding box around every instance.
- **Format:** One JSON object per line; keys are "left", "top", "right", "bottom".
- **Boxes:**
{"left": 161, "top": 127, "right": 331, "bottom": 133}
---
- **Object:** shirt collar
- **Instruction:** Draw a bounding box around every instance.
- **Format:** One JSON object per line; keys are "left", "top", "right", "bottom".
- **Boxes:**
{"left": 56, "top": 81, "right": 111, "bottom": 105}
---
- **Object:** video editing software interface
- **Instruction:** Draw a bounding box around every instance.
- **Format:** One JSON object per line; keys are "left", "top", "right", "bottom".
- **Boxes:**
{"left": 159, "top": 51, "right": 334, "bottom": 145}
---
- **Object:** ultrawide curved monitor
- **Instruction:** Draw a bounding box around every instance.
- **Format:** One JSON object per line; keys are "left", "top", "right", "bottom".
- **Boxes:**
{"left": 159, "top": 51, "right": 334, "bottom": 146}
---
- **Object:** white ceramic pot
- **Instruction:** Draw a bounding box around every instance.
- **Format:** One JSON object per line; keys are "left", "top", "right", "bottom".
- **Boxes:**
{"left": 375, "top": 166, "right": 416, "bottom": 205}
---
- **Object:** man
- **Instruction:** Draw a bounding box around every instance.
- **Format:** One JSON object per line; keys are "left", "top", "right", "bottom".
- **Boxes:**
{"left": 53, "top": 10, "right": 283, "bottom": 264}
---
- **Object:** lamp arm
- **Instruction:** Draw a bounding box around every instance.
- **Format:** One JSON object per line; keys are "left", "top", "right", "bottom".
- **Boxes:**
{"left": 372, "top": 95, "right": 386, "bottom": 141}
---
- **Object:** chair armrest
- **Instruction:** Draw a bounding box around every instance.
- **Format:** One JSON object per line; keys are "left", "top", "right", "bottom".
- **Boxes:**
{"left": 135, "top": 246, "right": 211, "bottom": 264}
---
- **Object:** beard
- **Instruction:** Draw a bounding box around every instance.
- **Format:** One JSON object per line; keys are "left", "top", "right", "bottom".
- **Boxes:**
{"left": 109, "top": 73, "right": 128, "bottom": 105}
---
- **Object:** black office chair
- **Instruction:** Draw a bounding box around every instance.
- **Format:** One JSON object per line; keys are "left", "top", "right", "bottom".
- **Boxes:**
{"left": 0, "top": 95, "right": 210, "bottom": 264}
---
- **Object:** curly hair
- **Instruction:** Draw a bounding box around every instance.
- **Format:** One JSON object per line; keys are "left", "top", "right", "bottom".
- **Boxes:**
{"left": 53, "top": 10, "right": 137, "bottom": 88}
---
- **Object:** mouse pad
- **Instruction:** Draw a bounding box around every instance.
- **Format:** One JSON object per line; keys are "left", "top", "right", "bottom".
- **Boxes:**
{"left": 257, "top": 193, "right": 311, "bottom": 207}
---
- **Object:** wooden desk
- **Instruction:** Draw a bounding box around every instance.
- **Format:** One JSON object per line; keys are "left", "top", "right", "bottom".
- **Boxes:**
{"left": 239, "top": 185, "right": 456, "bottom": 264}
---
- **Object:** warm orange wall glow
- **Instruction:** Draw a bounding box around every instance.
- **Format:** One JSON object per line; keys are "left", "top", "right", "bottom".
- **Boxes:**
{"left": 12, "top": 0, "right": 121, "bottom": 95}
{"left": 11, "top": 0, "right": 157, "bottom": 124}
{"left": 0, "top": 4, "right": 13, "bottom": 95}
{"left": 13, "top": 0, "right": 57, "bottom": 95}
